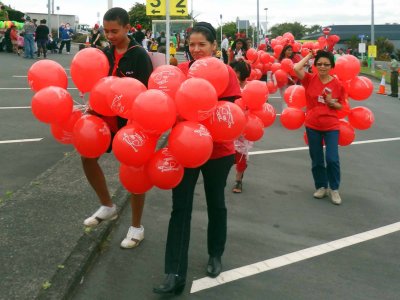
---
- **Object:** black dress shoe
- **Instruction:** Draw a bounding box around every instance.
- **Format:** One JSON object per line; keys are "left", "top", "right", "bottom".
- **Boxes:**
{"left": 153, "top": 274, "right": 186, "bottom": 295}
{"left": 207, "top": 256, "right": 222, "bottom": 278}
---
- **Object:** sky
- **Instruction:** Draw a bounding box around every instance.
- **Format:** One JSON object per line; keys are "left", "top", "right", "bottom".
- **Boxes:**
{"left": 6, "top": 0, "right": 399, "bottom": 30}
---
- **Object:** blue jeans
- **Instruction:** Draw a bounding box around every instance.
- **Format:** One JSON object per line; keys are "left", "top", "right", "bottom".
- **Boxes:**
{"left": 24, "top": 34, "right": 34, "bottom": 58}
{"left": 306, "top": 127, "right": 340, "bottom": 190}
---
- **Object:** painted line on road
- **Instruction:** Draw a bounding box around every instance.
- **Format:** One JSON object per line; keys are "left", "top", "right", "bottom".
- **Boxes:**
{"left": 249, "top": 137, "right": 400, "bottom": 156}
{"left": 0, "top": 138, "right": 43, "bottom": 144}
{"left": 12, "top": 75, "right": 72, "bottom": 79}
{"left": 0, "top": 106, "right": 31, "bottom": 109}
{"left": 0, "top": 88, "right": 78, "bottom": 90}
{"left": 190, "top": 221, "right": 400, "bottom": 293}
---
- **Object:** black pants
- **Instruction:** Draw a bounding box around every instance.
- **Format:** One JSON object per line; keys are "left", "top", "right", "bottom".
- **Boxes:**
{"left": 59, "top": 40, "right": 71, "bottom": 53}
{"left": 165, "top": 154, "right": 234, "bottom": 277}
{"left": 390, "top": 71, "right": 398, "bottom": 96}
{"left": 222, "top": 49, "right": 228, "bottom": 64}
{"left": 37, "top": 39, "right": 47, "bottom": 57}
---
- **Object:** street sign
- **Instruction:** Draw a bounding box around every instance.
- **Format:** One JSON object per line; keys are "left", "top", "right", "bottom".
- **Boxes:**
{"left": 359, "top": 42, "right": 366, "bottom": 53}
{"left": 146, "top": 0, "right": 166, "bottom": 16}
{"left": 368, "top": 45, "right": 377, "bottom": 58}
{"left": 170, "top": 0, "right": 188, "bottom": 16}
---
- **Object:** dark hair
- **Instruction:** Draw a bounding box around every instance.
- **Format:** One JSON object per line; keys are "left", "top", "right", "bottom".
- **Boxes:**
{"left": 278, "top": 45, "right": 294, "bottom": 61}
{"left": 40, "top": 19, "right": 46, "bottom": 24}
{"left": 390, "top": 54, "right": 397, "bottom": 60}
{"left": 103, "top": 7, "right": 129, "bottom": 26}
{"left": 314, "top": 50, "right": 335, "bottom": 68}
{"left": 191, "top": 22, "right": 216, "bottom": 43}
{"left": 230, "top": 59, "right": 251, "bottom": 82}
{"left": 230, "top": 38, "right": 248, "bottom": 52}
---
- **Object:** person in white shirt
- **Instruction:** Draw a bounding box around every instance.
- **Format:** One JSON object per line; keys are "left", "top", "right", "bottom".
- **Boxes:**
{"left": 221, "top": 34, "right": 229, "bottom": 64}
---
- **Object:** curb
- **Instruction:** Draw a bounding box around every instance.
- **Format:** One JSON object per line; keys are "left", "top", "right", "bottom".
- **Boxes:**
{"left": 36, "top": 187, "right": 130, "bottom": 300}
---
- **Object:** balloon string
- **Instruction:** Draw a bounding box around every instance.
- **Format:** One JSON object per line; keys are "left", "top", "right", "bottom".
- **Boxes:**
{"left": 78, "top": 91, "right": 90, "bottom": 114}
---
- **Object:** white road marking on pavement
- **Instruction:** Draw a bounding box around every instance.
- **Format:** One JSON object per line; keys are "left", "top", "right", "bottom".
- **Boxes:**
{"left": 0, "top": 88, "right": 77, "bottom": 90}
{"left": 190, "top": 221, "right": 400, "bottom": 293}
{"left": 12, "top": 75, "right": 72, "bottom": 78}
{"left": 0, "top": 106, "right": 31, "bottom": 109}
{"left": 0, "top": 138, "right": 43, "bottom": 144}
{"left": 249, "top": 137, "right": 400, "bottom": 156}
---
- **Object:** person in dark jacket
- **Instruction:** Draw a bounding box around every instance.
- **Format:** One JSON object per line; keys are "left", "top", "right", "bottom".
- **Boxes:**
{"left": 82, "top": 7, "right": 154, "bottom": 250}
{"left": 35, "top": 19, "right": 49, "bottom": 58}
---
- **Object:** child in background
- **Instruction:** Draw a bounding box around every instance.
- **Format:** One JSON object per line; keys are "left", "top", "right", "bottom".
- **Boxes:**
{"left": 169, "top": 41, "right": 176, "bottom": 57}
{"left": 17, "top": 32, "right": 24, "bottom": 55}
{"left": 230, "top": 59, "right": 252, "bottom": 193}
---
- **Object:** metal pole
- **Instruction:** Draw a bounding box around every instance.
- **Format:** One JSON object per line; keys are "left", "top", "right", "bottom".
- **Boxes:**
{"left": 166, "top": 0, "right": 170, "bottom": 64}
{"left": 47, "top": 0, "right": 51, "bottom": 32}
{"left": 108, "top": 0, "right": 112, "bottom": 9}
{"left": 256, "top": 0, "right": 260, "bottom": 46}
{"left": 361, "top": 36, "right": 364, "bottom": 61}
{"left": 57, "top": 7, "right": 60, "bottom": 38}
{"left": 237, "top": 17, "right": 240, "bottom": 34}
{"left": 220, "top": 14, "right": 223, "bottom": 45}
{"left": 371, "top": 0, "right": 375, "bottom": 73}
{"left": 51, "top": 0, "right": 54, "bottom": 14}
{"left": 264, "top": 8, "right": 268, "bottom": 37}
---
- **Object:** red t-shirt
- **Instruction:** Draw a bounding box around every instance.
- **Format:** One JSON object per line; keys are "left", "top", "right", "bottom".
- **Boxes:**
{"left": 301, "top": 72, "right": 345, "bottom": 131}
{"left": 178, "top": 61, "right": 241, "bottom": 159}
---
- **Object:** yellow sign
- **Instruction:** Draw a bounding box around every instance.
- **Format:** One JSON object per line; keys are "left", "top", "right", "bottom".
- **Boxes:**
{"left": 368, "top": 45, "right": 377, "bottom": 58}
{"left": 170, "top": 0, "right": 188, "bottom": 16}
{"left": 146, "top": 0, "right": 166, "bottom": 16}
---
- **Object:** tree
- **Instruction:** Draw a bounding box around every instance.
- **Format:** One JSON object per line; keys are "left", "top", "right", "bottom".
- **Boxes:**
{"left": 346, "top": 35, "right": 359, "bottom": 50}
{"left": 2, "top": 4, "right": 24, "bottom": 22}
{"left": 269, "top": 22, "right": 307, "bottom": 39}
{"left": 375, "top": 37, "right": 394, "bottom": 59}
{"left": 216, "top": 22, "right": 236, "bottom": 44}
{"left": 305, "top": 24, "right": 321, "bottom": 35}
{"left": 128, "top": 3, "right": 153, "bottom": 29}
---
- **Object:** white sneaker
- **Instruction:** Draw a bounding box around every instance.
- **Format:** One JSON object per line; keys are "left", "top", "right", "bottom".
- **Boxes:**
{"left": 330, "top": 190, "right": 342, "bottom": 205}
{"left": 313, "top": 187, "right": 328, "bottom": 199}
{"left": 66, "top": 52, "right": 70, "bottom": 54}
{"left": 83, "top": 204, "right": 118, "bottom": 227}
{"left": 120, "top": 225, "right": 144, "bottom": 249}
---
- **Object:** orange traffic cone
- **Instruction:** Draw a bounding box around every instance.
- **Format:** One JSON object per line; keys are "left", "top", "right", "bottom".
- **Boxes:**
{"left": 376, "top": 72, "right": 386, "bottom": 95}
{"left": 85, "top": 35, "right": 90, "bottom": 47}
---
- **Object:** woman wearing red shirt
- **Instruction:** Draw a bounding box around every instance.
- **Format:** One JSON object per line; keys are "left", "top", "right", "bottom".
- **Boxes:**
{"left": 294, "top": 50, "right": 344, "bottom": 205}
{"left": 153, "top": 22, "right": 241, "bottom": 295}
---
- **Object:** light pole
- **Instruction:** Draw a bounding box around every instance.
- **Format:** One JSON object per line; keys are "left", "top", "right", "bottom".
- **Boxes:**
{"left": 57, "top": 6, "right": 60, "bottom": 38}
{"left": 371, "top": 0, "right": 375, "bottom": 73}
{"left": 256, "top": 0, "right": 260, "bottom": 46}
{"left": 220, "top": 14, "right": 223, "bottom": 45}
{"left": 264, "top": 8, "right": 268, "bottom": 38}
{"left": 108, "top": 0, "right": 112, "bottom": 9}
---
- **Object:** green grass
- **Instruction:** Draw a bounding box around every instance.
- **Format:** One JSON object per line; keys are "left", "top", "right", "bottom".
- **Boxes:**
{"left": 361, "top": 66, "right": 391, "bottom": 83}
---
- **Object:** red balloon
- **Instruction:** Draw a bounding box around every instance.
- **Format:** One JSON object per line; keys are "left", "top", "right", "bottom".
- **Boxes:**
{"left": 243, "top": 114, "right": 264, "bottom": 141}
{"left": 271, "top": 62, "right": 281, "bottom": 73}
{"left": 251, "top": 103, "right": 276, "bottom": 127}
{"left": 145, "top": 147, "right": 184, "bottom": 189}
{"left": 174, "top": 78, "right": 218, "bottom": 121}
{"left": 72, "top": 115, "right": 111, "bottom": 158}
{"left": 282, "top": 32, "right": 295, "bottom": 43}
{"left": 112, "top": 124, "right": 157, "bottom": 166}
{"left": 246, "top": 48, "right": 258, "bottom": 62}
{"left": 108, "top": 77, "right": 147, "bottom": 118}
{"left": 348, "top": 76, "right": 373, "bottom": 101}
{"left": 119, "top": 164, "right": 153, "bottom": 194}
{"left": 338, "top": 120, "right": 355, "bottom": 146}
{"left": 334, "top": 55, "right": 360, "bottom": 82}
{"left": 234, "top": 98, "right": 246, "bottom": 110}
{"left": 258, "top": 44, "right": 267, "bottom": 51}
{"left": 202, "top": 101, "right": 246, "bottom": 142}
{"left": 274, "top": 69, "right": 289, "bottom": 88}
{"left": 280, "top": 58, "right": 294, "bottom": 73}
{"left": 337, "top": 98, "right": 351, "bottom": 119}
{"left": 301, "top": 48, "right": 311, "bottom": 57}
{"left": 348, "top": 106, "right": 374, "bottom": 130}
{"left": 148, "top": 65, "right": 186, "bottom": 99}
{"left": 188, "top": 57, "right": 229, "bottom": 96}
{"left": 70, "top": 48, "right": 109, "bottom": 93}
{"left": 280, "top": 107, "right": 305, "bottom": 130}
{"left": 31, "top": 86, "right": 73, "bottom": 124}
{"left": 242, "top": 80, "right": 269, "bottom": 110}
{"left": 260, "top": 52, "right": 271, "bottom": 64}
{"left": 273, "top": 45, "right": 283, "bottom": 58}
{"left": 267, "top": 81, "right": 278, "bottom": 94}
{"left": 284, "top": 85, "right": 306, "bottom": 108}
{"left": 50, "top": 109, "right": 83, "bottom": 144}
{"left": 131, "top": 89, "right": 176, "bottom": 135}
{"left": 28, "top": 60, "right": 68, "bottom": 92}
{"left": 168, "top": 121, "right": 213, "bottom": 168}
{"left": 89, "top": 76, "right": 118, "bottom": 116}
{"left": 292, "top": 42, "right": 301, "bottom": 53}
